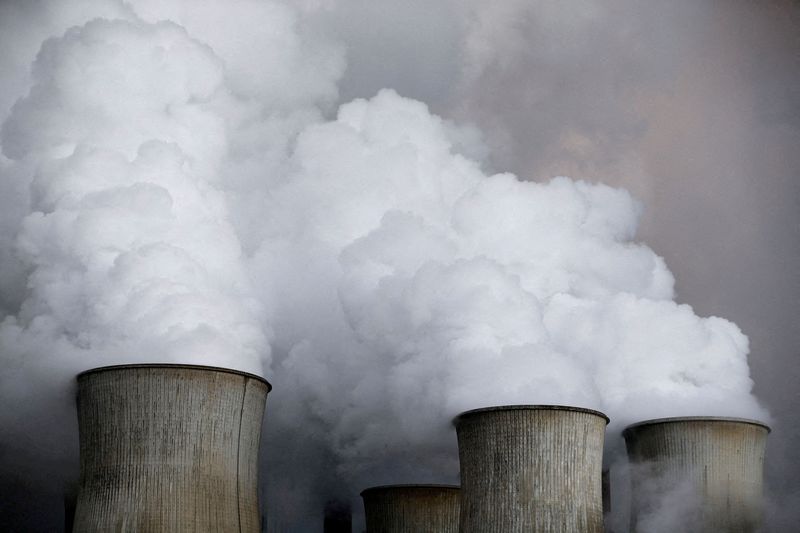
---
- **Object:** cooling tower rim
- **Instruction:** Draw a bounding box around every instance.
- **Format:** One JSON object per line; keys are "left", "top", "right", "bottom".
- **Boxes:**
{"left": 77, "top": 363, "right": 272, "bottom": 391}
{"left": 360, "top": 484, "right": 460, "bottom": 497}
{"left": 452, "top": 404, "right": 609, "bottom": 425}
{"left": 623, "top": 415, "right": 771, "bottom": 435}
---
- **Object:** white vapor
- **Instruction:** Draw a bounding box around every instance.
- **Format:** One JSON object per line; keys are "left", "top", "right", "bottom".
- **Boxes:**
{"left": 0, "top": 1, "right": 773, "bottom": 530}
{"left": 1, "top": 17, "right": 268, "bottom": 374}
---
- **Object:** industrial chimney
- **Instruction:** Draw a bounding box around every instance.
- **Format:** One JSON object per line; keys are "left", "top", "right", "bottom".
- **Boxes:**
{"left": 360, "top": 484, "right": 460, "bottom": 533}
{"left": 623, "top": 416, "right": 769, "bottom": 533}
{"left": 72, "top": 364, "right": 271, "bottom": 532}
{"left": 454, "top": 405, "right": 608, "bottom": 533}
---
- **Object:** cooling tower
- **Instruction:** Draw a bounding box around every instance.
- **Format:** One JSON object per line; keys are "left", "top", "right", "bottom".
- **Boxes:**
{"left": 623, "top": 416, "right": 769, "bottom": 533}
{"left": 72, "top": 364, "right": 271, "bottom": 533}
{"left": 454, "top": 405, "right": 609, "bottom": 533}
{"left": 361, "top": 484, "right": 460, "bottom": 533}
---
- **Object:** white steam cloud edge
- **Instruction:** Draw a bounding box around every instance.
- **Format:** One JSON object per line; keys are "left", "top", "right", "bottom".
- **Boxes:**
{"left": 0, "top": 0, "right": 768, "bottom": 530}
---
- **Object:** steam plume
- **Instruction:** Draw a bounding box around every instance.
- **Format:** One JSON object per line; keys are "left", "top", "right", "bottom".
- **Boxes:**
{"left": 1, "top": 1, "right": 795, "bottom": 531}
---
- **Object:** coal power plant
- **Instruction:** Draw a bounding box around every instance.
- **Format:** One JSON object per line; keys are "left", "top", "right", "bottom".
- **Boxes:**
{"left": 624, "top": 417, "right": 770, "bottom": 533}
{"left": 65, "top": 372, "right": 772, "bottom": 533}
{"left": 453, "top": 405, "right": 609, "bottom": 533}
{"left": 361, "top": 484, "right": 460, "bottom": 533}
{"left": 71, "top": 364, "right": 271, "bottom": 532}
{"left": 67, "top": 368, "right": 771, "bottom": 532}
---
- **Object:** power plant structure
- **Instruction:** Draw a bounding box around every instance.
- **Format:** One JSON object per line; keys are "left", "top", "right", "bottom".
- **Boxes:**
{"left": 453, "top": 405, "right": 609, "bottom": 533}
{"left": 360, "top": 484, "right": 460, "bottom": 533}
{"left": 66, "top": 362, "right": 772, "bottom": 532}
{"left": 71, "top": 364, "right": 271, "bottom": 533}
{"left": 623, "top": 416, "right": 770, "bottom": 533}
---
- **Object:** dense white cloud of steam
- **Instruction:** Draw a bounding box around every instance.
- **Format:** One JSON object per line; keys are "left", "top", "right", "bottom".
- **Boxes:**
{"left": 0, "top": 0, "right": 776, "bottom": 530}
{"left": 255, "top": 90, "right": 764, "bottom": 484}
{"left": 1, "top": 18, "right": 268, "bottom": 376}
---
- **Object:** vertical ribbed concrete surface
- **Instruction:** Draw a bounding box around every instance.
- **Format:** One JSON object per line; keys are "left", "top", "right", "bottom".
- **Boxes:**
{"left": 454, "top": 405, "right": 609, "bottom": 533}
{"left": 624, "top": 417, "right": 769, "bottom": 533}
{"left": 361, "top": 484, "right": 460, "bottom": 533}
{"left": 72, "top": 364, "right": 271, "bottom": 533}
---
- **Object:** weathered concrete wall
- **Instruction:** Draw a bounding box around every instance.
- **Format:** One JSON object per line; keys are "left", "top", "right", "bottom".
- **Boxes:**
{"left": 72, "top": 364, "right": 271, "bottom": 533}
{"left": 623, "top": 417, "right": 769, "bottom": 533}
{"left": 361, "top": 484, "right": 460, "bottom": 533}
{"left": 454, "top": 405, "right": 608, "bottom": 533}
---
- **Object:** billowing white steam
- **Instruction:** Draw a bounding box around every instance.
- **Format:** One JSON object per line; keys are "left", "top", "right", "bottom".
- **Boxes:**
{"left": 257, "top": 90, "right": 765, "bottom": 480}
{"left": 0, "top": 0, "right": 767, "bottom": 529}
{"left": 1, "top": 18, "right": 267, "bottom": 374}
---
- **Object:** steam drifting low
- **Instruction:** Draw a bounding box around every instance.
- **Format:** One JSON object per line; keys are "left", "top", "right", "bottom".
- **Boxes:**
{"left": 0, "top": 1, "right": 769, "bottom": 530}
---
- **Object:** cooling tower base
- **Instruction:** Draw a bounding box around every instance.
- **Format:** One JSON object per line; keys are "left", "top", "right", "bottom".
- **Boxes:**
{"left": 454, "top": 405, "right": 608, "bottom": 533}
{"left": 624, "top": 416, "right": 769, "bottom": 533}
{"left": 72, "top": 364, "right": 271, "bottom": 533}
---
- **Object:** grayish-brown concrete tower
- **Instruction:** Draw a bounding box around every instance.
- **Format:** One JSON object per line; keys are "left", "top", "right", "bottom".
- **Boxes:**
{"left": 623, "top": 416, "right": 769, "bottom": 533}
{"left": 72, "top": 364, "right": 271, "bottom": 532}
{"left": 361, "top": 484, "right": 460, "bottom": 533}
{"left": 454, "top": 405, "right": 609, "bottom": 533}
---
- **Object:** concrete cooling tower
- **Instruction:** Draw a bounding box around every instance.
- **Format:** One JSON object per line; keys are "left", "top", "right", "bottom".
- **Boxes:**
{"left": 623, "top": 416, "right": 769, "bottom": 533}
{"left": 360, "top": 484, "right": 460, "bottom": 533}
{"left": 72, "top": 364, "right": 271, "bottom": 533}
{"left": 454, "top": 405, "right": 609, "bottom": 533}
